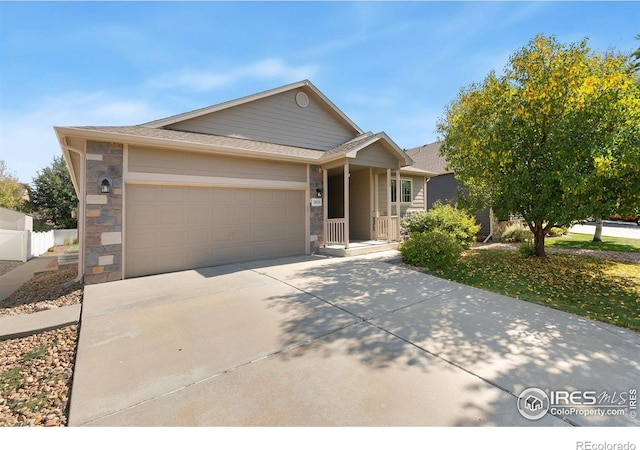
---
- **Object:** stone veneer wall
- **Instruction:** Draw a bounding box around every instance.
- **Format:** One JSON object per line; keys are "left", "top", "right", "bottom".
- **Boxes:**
{"left": 83, "top": 141, "right": 123, "bottom": 284}
{"left": 309, "top": 164, "right": 324, "bottom": 252}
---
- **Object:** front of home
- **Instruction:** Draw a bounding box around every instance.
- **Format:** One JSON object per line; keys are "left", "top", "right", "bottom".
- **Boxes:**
{"left": 55, "top": 80, "right": 436, "bottom": 284}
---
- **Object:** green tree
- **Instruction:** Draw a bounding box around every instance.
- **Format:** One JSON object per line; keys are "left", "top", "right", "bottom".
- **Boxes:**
{"left": 629, "top": 34, "right": 640, "bottom": 75}
{"left": 0, "top": 160, "right": 26, "bottom": 211}
{"left": 28, "top": 156, "right": 78, "bottom": 230}
{"left": 438, "top": 35, "right": 640, "bottom": 257}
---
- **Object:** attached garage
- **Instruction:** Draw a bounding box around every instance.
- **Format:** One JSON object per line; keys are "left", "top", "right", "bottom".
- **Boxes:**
{"left": 125, "top": 184, "right": 306, "bottom": 278}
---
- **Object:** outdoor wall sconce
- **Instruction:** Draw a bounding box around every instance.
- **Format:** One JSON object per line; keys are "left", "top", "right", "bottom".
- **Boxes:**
{"left": 101, "top": 178, "right": 111, "bottom": 194}
{"left": 316, "top": 188, "right": 322, "bottom": 198}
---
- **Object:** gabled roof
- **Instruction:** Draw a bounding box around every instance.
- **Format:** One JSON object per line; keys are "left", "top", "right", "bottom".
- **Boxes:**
{"left": 405, "top": 141, "right": 451, "bottom": 175}
{"left": 142, "top": 79, "right": 364, "bottom": 136}
{"left": 321, "top": 132, "right": 414, "bottom": 167}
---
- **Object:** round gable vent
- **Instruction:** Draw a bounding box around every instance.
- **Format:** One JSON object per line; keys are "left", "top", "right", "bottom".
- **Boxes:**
{"left": 295, "top": 91, "right": 310, "bottom": 108}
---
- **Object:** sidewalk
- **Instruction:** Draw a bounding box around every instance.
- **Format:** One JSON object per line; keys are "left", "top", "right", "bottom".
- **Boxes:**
{"left": 570, "top": 223, "right": 640, "bottom": 240}
{"left": 0, "top": 256, "right": 81, "bottom": 340}
{"left": 0, "top": 256, "right": 57, "bottom": 301}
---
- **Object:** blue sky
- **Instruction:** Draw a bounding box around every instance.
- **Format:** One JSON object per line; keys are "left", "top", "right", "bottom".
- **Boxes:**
{"left": 1, "top": 1, "right": 638, "bottom": 183}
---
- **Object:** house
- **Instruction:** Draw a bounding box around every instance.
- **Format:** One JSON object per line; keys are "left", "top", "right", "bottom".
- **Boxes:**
{"left": 55, "top": 80, "right": 437, "bottom": 284}
{"left": 406, "top": 142, "right": 492, "bottom": 240}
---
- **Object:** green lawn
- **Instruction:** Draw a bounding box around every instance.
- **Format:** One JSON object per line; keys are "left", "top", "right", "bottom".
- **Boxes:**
{"left": 546, "top": 233, "right": 640, "bottom": 253}
{"left": 424, "top": 250, "right": 640, "bottom": 331}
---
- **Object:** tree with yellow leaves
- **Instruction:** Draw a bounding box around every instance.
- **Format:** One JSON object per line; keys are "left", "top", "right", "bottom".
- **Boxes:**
{"left": 0, "top": 160, "right": 26, "bottom": 211}
{"left": 438, "top": 35, "right": 640, "bottom": 257}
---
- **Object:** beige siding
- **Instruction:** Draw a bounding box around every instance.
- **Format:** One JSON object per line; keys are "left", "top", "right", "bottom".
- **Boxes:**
{"left": 125, "top": 185, "right": 305, "bottom": 278}
{"left": 408, "top": 176, "right": 426, "bottom": 212}
{"left": 376, "top": 174, "right": 426, "bottom": 216}
{"left": 166, "top": 90, "right": 357, "bottom": 151}
{"left": 353, "top": 142, "right": 400, "bottom": 169}
{"left": 128, "top": 146, "right": 307, "bottom": 182}
{"left": 348, "top": 170, "right": 371, "bottom": 240}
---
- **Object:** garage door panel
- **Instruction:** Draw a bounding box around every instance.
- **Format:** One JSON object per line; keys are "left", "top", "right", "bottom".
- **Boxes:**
{"left": 128, "top": 208, "right": 160, "bottom": 227}
{"left": 128, "top": 185, "right": 160, "bottom": 202}
{"left": 126, "top": 185, "right": 305, "bottom": 278}
{"left": 161, "top": 207, "right": 186, "bottom": 225}
{"left": 161, "top": 228, "right": 185, "bottom": 248}
{"left": 161, "top": 186, "right": 188, "bottom": 202}
{"left": 128, "top": 230, "right": 161, "bottom": 250}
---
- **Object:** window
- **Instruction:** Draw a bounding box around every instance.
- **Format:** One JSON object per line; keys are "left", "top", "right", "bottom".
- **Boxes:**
{"left": 391, "top": 179, "right": 412, "bottom": 203}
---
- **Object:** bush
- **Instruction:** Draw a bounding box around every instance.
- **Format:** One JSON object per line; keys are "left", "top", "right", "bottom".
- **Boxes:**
{"left": 519, "top": 241, "right": 536, "bottom": 257}
{"left": 399, "top": 230, "right": 464, "bottom": 269}
{"left": 500, "top": 225, "right": 533, "bottom": 243}
{"left": 401, "top": 202, "right": 480, "bottom": 249}
{"left": 547, "top": 226, "right": 567, "bottom": 237}
{"left": 63, "top": 237, "right": 70, "bottom": 246}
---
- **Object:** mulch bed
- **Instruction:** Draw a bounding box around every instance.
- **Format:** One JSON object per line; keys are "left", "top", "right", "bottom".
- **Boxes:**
{"left": 0, "top": 264, "right": 83, "bottom": 427}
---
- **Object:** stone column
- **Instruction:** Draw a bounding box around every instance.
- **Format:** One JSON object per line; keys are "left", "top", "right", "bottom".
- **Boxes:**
{"left": 83, "top": 141, "right": 123, "bottom": 284}
{"left": 308, "top": 164, "right": 324, "bottom": 252}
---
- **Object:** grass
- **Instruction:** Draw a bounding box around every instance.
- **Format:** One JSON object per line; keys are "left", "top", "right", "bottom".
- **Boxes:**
{"left": 0, "top": 367, "right": 22, "bottom": 390}
{"left": 425, "top": 250, "right": 640, "bottom": 331}
{"left": 23, "top": 345, "right": 47, "bottom": 360}
{"left": 546, "top": 233, "right": 640, "bottom": 253}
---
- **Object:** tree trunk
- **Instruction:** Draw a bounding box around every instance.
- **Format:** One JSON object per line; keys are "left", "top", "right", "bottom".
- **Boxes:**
{"left": 532, "top": 222, "right": 547, "bottom": 258}
{"left": 593, "top": 218, "right": 603, "bottom": 242}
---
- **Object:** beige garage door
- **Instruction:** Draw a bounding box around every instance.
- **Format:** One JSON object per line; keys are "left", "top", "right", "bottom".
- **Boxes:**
{"left": 125, "top": 184, "right": 306, "bottom": 278}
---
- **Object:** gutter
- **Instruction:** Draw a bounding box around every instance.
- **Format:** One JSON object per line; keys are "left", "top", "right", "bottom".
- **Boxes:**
{"left": 59, "top": 141, "right": 85, "bottom": 285}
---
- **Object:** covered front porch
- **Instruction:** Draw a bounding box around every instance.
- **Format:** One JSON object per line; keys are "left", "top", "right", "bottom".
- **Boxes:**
{"left": 317, "top": 132, "right": 412, "bottom": 256}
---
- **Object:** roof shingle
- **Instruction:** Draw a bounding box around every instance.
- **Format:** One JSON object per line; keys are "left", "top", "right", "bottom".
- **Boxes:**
{"left": 405, "top": 142, "right": 451, "bottom": 175}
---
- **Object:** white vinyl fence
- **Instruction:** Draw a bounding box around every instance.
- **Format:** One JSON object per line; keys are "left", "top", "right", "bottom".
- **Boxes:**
{"left": 0, "top": 229, "right": 77, "bottom": 262}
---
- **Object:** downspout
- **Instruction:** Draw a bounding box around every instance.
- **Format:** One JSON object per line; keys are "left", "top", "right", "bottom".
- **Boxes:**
{"left": 60, "top": 142, "right": 85, "bottom": 285}
{"left": 483, "top": 207, "right": 494, "bottom": 243}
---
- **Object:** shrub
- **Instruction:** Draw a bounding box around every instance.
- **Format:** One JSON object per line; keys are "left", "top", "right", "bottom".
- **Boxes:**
{"left": 399, "top": 230, "right": 464, "bottom": 269}
{"left": 500, "top": 225, "right": 533, "bottom": 243}
{"left": 63, "top": 237, "right": 70, "bottom": 246}
{"left": 519, "top": 240, "right": 536, "bottom": 257}
{"left": 546, "top": 226, "right": 567, "bottom": 237}
{"left": 401, "top": 202, "right": 480, "bottom": 249}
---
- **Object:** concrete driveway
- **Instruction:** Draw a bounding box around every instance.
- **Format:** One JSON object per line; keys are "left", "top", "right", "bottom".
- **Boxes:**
{"left": 69, "top": 254, "right": 640, "bottom": 426}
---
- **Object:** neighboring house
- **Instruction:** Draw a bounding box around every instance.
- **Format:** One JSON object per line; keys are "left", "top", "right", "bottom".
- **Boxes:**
{"left": 56, "top": 80, "right": 437, "bottom": 284}
{"left": 406, "top": 142, "right": 492, "bottom": 240}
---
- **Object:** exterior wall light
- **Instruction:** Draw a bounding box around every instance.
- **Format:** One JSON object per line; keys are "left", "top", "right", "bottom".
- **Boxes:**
{"left": 316, "top": 188, "right": 323, "bottom": 198}
{"left": 101, "top": 178, "right": 111, "bottom": 194}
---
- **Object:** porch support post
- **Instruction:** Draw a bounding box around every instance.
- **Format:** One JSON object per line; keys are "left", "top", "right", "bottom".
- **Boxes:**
{"left": 322, "top": 168, "right": 328, "bottom": 247}
{"left": 374, "top": 173, "right": 380, "bottom": 240}
{"left": 344, "top": 161, "right": 350, "bottom": 250}
{"left": 395, "top": 169, "right": 401, "bottom": 241}
{"left": 386, "top": 168, "right": 391, "bottom": 243}
{"left": 369, "top": 168, "right": 374, "bottom": 240}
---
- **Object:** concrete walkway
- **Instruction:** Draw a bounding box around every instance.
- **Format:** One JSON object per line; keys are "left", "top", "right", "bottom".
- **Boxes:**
{"left": 70, "top": 253, "right": 640, "bottom": 427}
{"left": 570, "top": 222, "right": 640, "bottom": 239}
{"left": 0, "top": 256, "right": 81, "bottom": 340}
{"left": 0, "top": 256, "right": 56, "bottom": 301}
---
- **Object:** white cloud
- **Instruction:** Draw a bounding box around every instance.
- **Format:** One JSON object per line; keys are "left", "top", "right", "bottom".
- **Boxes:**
{"left": 0, "top": 92, "right": 161, "bottom": 183}
{"left": 149, "top": 57, "right": 319, "bottom": 92}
